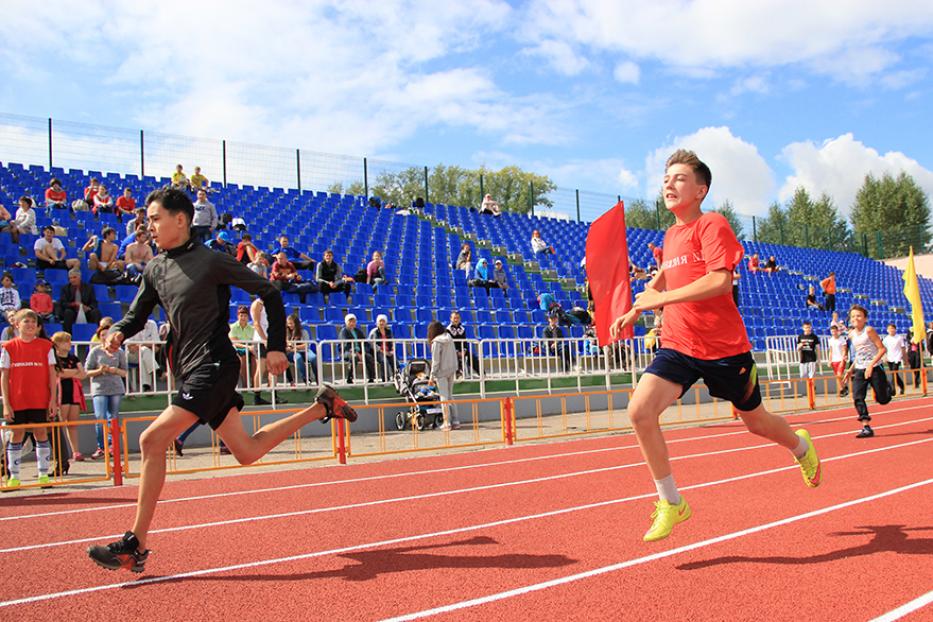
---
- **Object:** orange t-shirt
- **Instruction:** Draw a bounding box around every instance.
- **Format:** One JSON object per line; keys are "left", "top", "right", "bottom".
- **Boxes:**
{"left": 820, "top": 275, "right": 836, "bottom": 294}
{"left": 659, "top": 212, "right": 751, "bottom": 359}
{"left": 116, "top": 196, "right": 136, "bottom": 213}
{"left": 1, "top": 337, "right": 54, "bottom": 410}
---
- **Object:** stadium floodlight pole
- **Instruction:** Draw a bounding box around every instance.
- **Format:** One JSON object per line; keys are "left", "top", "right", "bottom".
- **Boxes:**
{"left": 529, "top": 180, "right": 535, "bottom": 216}
{"left": 423, "top": 166, "right": 429, "bottom": 204}
{"left": 222, "top": 140, "right": 227, "bottom": 188}
{"left": 363, "top": 157, "right": 369, "bottom": 199}
{"left": 48, "top": 118, "right": 53, "bottom": 170}
{"left": 752, "top": 216, "right": 757, "bottom": 242}
{"left": 479, "top": 173, "right": 484, "bottom": 200}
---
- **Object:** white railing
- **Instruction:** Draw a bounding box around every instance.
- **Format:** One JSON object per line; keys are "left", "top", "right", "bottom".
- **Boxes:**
{"left": 764, "top": 334, "right": 839, "bottom": 380}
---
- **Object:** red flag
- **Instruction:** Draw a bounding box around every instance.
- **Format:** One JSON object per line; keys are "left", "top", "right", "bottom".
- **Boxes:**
{"left": 585, "top": 201, "right": 632, "bottom": 346}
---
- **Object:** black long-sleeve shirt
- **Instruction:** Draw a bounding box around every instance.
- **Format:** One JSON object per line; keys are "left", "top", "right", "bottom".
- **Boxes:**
{"left": 112, "top": 239, "right": 286, "bottom": 378}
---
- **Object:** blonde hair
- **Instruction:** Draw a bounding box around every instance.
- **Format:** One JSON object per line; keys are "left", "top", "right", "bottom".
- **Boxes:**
{"left": 51, "top": 331, "right": 72, "bottom": 345}
{"left": 13, "top": 308, "right": 38, "bottom": 324}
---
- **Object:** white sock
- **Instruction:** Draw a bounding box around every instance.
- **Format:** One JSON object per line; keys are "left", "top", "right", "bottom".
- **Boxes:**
{"left": 792, "top": 436, "right": 809, "bottom": 459}
{"left": 36, "top": 440, "right": 51, "bottom": 475}
{"left": 7, "top": 442, "right": 22, "bottom": 479}
{"left": 654, "top": 474, "right": 681, "bottom": 505}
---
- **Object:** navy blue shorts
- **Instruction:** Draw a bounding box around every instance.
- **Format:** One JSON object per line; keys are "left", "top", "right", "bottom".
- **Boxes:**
{"left": 644, "top": 348, "right": 762, "bottom": 412}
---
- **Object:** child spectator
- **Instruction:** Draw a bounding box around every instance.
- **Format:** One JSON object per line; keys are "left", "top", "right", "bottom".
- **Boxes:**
{"left": 0, "top": 272, "right": 21, "bottom": 319}
{"left": 30, "top": 280, "right": 54, "bottom": 322}
{"left": 93, "top": 185, "right": 114, "bottom": 215}
{"left": 13, "top": 196, "right": 38, "bottom": 236}
{"left": 84, "top": 328, "right": 127, "bottom": 459}
{"left": 207, "top": 230, "right": 236, "bottom": 255}
{"left": 316, "top": 249, "right": 352, "bottom": 303}
{"left": 827, "top": 324, "right": 849, "bottom": 397}
{"left": 829, "top": 311, "right": 847, "bottom": 336}
{"left": 171, "top": 164, "right": 189, "bottom": 190}
{"left": 796, "top": 320, "right": 819, "bottom": 379}
{"left": 285, "top": 313, "right": 316, "bottom": 385}
{"left": 427, "top": 320, "right": 460, "bottom": 430}
{"left": 45, "top": 178, "right": 67, "bottom": 210}
{"left": 455, "top": 243, "right": 472, "bottom": 277}
{"left": 747, "top": 252, "right": 760, "bottom": 273}
{"left": 1, "top": 309, "right": 57, "bottom": 488}
{"left": 229, "top": 304, "right": 256, "bottom": 389}
{"left": 51, "top": 331, "right": 87, "bottom": 462}
{"left": 530, "top": 230, "right": 556, "bottom": 255}
{"left": 236, "top": 233, "right": 260, "bottom": 267}
{"left": 493, "top": 259, "right": 509, "bottom": 291}
{"left": 35, "top": 225, "right": 81, "bottom": 271}
{"left": 648, "top": 242, "right": 663, "bottom": 268}
{"left": 882, "top": 323, "right": 907, "bottom": 396}
{"left": 543, "top": 313, "right": 575, "bottom": 372}
{"left": 805, "top": 285, "right": 823, "bottom": 311}
{"left": 366, "top": 251, "right": 386, "bottom": 289}
{"left": 189, "top": 166, "right": 209, "bottom": 190}
{"left": 115, "top": 188, "right": 136, "bottom": 215}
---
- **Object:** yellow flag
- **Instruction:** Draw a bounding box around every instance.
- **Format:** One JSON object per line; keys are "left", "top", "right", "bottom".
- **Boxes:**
{"left": 903, "top": 246, "right": 926, "bottom": 344}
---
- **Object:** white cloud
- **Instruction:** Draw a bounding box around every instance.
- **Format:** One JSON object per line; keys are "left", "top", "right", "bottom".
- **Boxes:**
{"left": 729, "top": 75, "right": 769, "bottom": 97}
{"left": 645, "top": 127, "right": 776, "bottom": 215}
{"left": 612, "top": 61, "right": 640, "bottom": 84}
{"left": 522, "top": 0, "right": 933, "bottom": 84}
{"left": 779, "top": 133, "right": 933, "bottom": 215}
{"left": 525, "top": 40, "right": 590, "bottom": 76}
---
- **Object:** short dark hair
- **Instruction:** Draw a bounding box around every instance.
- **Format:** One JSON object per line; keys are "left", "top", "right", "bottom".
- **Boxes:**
{"left": 666, "top": 149, "right": 712, "bottom": 190}
{"left": 19, "top": 195, "right": 33, "bottom": 206}
{"left": 802, "top": 320, "right": 811, "bottom": 326}
{"left": 427, "top": 320, "right": 446, "bottom": 343}
{"left": 849, "top": 304, "right": 869, "bottom": 318}
{"left": 124, "top": 187, "right": 132, "bottom": 194}
{"left": 146, "top": 186, "right": 194, "bottom": 223}
{"left": 102, "top": 227, "right": 115, "bottom": 238}
{"left": 323, "top": 249, "right": 333, "bottom": 255}
{"left": 241, "top": 233, "right": 251, "bottom": 241}
{"left": 888, "top": 322, "right": 897, "bottom": 329}
{"left": 50, "top": 178, "right": 61, "bottom": 186}
{"left": 237, "top": 305, "right": 249, "bottom": 315}
{"left": 42, "top": 225, "right": 55, "bottom": 234}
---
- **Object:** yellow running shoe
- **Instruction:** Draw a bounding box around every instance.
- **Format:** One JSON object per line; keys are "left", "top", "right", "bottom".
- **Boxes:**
{"left": 643, "top": 497, "right": 691, "bottom": 542}
{"left": 795, "top": 429, "right": 821, "bottom": 488}
{"left": 4, "top": 477, "right": 21, "bottom": 490}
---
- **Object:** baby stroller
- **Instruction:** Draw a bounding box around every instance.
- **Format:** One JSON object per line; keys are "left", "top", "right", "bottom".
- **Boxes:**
{"left": 393, "top": 359, "right": 445, "bottom": 431}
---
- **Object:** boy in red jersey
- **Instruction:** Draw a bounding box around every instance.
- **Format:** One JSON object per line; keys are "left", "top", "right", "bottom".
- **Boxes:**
{"left": 611, "top": 150, "right": 821, "bottom": 541}
{"left": 2, "top": 309, "right": 58, "bottom": 489}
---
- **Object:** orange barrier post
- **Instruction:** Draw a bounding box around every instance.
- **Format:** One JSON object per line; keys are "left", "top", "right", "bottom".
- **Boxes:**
{"left": 504, "top": 397, "right": 514, "bottom": 446}
{"left": 922, "top": 359, "right": 929, "bottom": 396}
{"left": 806, "top": 378, "right": 816, "bottom": 410}
{"left": 111, "top": 418, "right": 123, "bottom": 487}
{"left": 336, "top": 418, "right": 347, "bottom": 465}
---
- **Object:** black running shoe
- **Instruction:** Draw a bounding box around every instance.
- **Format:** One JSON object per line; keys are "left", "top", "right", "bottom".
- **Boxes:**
{"left": 855, "top": 426, "right": 875, "bottom": 438}
{"left": 173, "top": 439, "right": 184, "bottom": 457}
{"left": 87, "top": 532, "right": 150, "bottom": 572}
{"left": 315, "top": 384, "right": 358, "bottom": 424}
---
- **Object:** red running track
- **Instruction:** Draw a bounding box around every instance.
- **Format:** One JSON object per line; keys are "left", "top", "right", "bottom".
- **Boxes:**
{"left": 0, "top": 398, "right": 930, "bottom": 621}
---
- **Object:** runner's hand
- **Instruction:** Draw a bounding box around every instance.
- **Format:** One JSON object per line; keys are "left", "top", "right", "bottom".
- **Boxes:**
{"left": 2, "top": 405, "right": 12, "bottom": 423}
{"left": 633, "top": 287, "right": 665, "bottom": 313}
{"left": 266, "top": 350, "right": 288, "bottom": 375}
{"left": 104, "top": 331, "right": 124, "bottom": 351}
{"left": 609, "top": 309, "right": 640, "bottom": 339}
{"left": 864, "top": 364, "right": 873, "bottom": 378}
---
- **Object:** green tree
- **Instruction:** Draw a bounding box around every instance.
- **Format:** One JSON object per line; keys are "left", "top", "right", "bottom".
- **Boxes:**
{"left": 756, "top": 202, "right": 788, "bottom": 245}
{"left": 851, "top": 172, "right": 931, "bottom": 258}
{"left": 654, "top": 191, "right": 676, "bottom": 229}
{"left": 714, "top": 199, "right": 745, "bottom": 239}
{"left": 624, "top": 198, "right": 658, "bottom": 230}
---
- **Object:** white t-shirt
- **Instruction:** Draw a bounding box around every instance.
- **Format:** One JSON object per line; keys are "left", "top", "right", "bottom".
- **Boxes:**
{"left": 34, "top": 237, "right": 65, "bottom": 258}
{"left": 0, "top": 346, "right": 56, "bottom": 368}
{"left": 126, "top": 319, "right": 160, "bottom": 344}
{"left": 827, "top": 335, "right": 847, "bottom": 363}
{"left": 882, "top": 334, "right": 906, "bottom": 364}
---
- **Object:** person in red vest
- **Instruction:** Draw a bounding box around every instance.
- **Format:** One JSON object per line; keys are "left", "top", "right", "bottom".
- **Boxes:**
{"left": 1, "top": 309, "right": 58, "bottom": 489}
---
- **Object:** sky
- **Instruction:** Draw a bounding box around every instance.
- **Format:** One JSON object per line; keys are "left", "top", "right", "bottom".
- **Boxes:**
{"left": 1, "top": 0, "right": 933, "bottom": 221}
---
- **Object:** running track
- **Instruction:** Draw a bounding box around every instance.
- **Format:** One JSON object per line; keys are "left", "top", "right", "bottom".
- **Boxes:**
{"left": 0, "top": 398, "right": 931, "bottom": 621}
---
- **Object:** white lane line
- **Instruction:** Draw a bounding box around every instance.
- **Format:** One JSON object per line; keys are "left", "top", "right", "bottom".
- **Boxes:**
{"left": 0, "top": 437, "right": 929, "bottom": 608}
{"left": 870, "top": 590, "right": 933, "bottom": 622}
{"left": 3, "top": 416, "right": 931, "bottom": 555}
{"left": 382, "top": 478, "right": 933, "bottom": 622}
{"left": 3, "top": 399, "right": 921, "bottom": 523}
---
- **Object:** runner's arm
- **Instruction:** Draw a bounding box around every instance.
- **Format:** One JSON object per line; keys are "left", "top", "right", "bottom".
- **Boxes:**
{"left": 112, "top": 272, "right": 161, "bottom": 342}
{"left": 634, "top": 269, "right": 731, "bottom": 312}
{"left": 216, "top": 253, "right": 286, "bottom": 353}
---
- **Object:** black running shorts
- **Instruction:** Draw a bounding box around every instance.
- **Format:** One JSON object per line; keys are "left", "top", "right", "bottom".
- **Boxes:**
{"left": 12, "top": 409, "right": 49, "bottom": 426}
{"left": 644, "top": 348, "right": 763, "bottom": 412}
{"left": 172, "top": 360, "right": 244, "bottom": 430}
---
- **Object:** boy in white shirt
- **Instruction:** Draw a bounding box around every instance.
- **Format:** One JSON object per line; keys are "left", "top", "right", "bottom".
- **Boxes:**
{"left": 882, "top": 323, "right": 907, "bottom": 396}
{"left": 827, "top": 324, "right": 849, "bottom": 397}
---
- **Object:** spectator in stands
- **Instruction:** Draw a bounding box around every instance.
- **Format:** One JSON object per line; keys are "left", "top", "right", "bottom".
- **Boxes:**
{"left": 493, "top": 259, "right": 509, "bottom": 291}
{"left": 820, "top": 271, "right": 836, "bottom": 313}
{"left": 13, "top": 196, "right": 38, "bottom": 237}
{"left": 747, "top": 253, "right": 760, "bottom": 273}
{"left": 189, "top": 166, "right": 209, "bottom": 190}
{"left": 0, "top": 273, "right": 21, "bottom": 319}
{"left": 191, "top": 189, "right": 218, "bottom": 242}
{"left": 171, "top": 164, "right": 189, "bottom": 190}
{"left": 84, "top": 328, "right": 127, "bottom": 459}
{"left": 29, "top": 280, "right": 54, "bottom": 323}
{"left": 805, "top": 285, "right": 824, "bottom": 311}
{"left": 366, "top": 251, "right": 386, "bottom": 289}
{"left": 51, "top": 330, "right": 86, "bottom": 462}
{"left": 472, "top": 258, "right": 497, "bottom": 293}
{"left": 250, "top": 253, "right": 271, "bottom": 279}
{"left": 446, "top": 310, "right": 479, "bottom": 378}
{"left": 412, "top": 197, "right": 425, "bottom": 212}
{"left": 58, "top": 269, "right": 101, "bottom": 334}
{"left": 231, "top": 216, "right": 247, "bottom": 232}
{"left": 648, "top": 242, "right": 663, "bottom": 268}
{"left": 427, "top": 320, "right": 460, "bottom": 430}
{"left": 124, "top": 229, "right": 154, "bottom": 280}
{"left": 236, "top": 233, "right": 260, "bottom": 267}
{"left": 91, "top": 317, "right": 114, "bottom": 344}
{"left": 543, "top": 313, "right": 575, "bottom": 372}
{"left": 316, "top": 249, "right": 352, "bottom": 303}
{"left": 228, "top": 304, "right": 256, "bottom": 388}
{"left": 0, "top": 202, "right": 15, "bottom": 243}
{"left": 273, "top": 235, "right": 315, "bottom": 270}
{"left": 530, "top": 230, "right": 556, "bottom": 255}
{"left": 125, "top": 318, "right": 160, "bottom": 393}
{"left": 93, "top": 185, "right": 114, "bottom": 215}
{"left": 339, "top": 313, "right": 374, "bottom": 383}
{"left": 115, "top": 188, "right": 136, "bottom": 215}
{"left": 118, "top": 225, "right": 146, "bottom": 259}
{"left": 797, "top": 321, "right": 819, "bottom": 379}
{"left": 0, "top": 309, "right": 57, "bottom": 488}
{"left": 125, "top": 208, "right": 146, "bottom": 237}
{"left": 285, "top": 313, "right": 315, "bottom": 385}
{"left": 479, "top": 194, "right": 501, "bottom": 216}
{"left": 368, "top": 314, "right": 396, "bottom": 382}
{"left": 456, "top": 243, "right": 472, "bottom": 279}
{"left": 827, "top": 324, "right": 849, "bottom": 397}
{"left": 270, "top": 251, "right": 316, "bottom": 303}
{"left": 83, "top": 227, "right": 123, "bottom": 274}
{"left": 207, "top": 230, "right": 236, "bottom": 256}
{"left": 0, "top": 310, "right": 17, "bottom": 340}
{"left": 882, "top": 323, "right": 907, "bottom": 396}
{"left": 84, "top": 177, "right": 100, "bottom": 204}
{"left": 763, "top": 255, "right": 778, "bottom": 273}
{"left": 45, "top": 178, "right": 67, "bottom": 211}
{"left": 35, "top": 226, "right": 80, "bottom": 271}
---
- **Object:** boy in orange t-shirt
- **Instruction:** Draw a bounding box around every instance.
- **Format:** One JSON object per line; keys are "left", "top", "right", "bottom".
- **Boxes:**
{"left": 611, "top": 150, "right": 822, "bottom": 542}
{"left": 2, "top": 309, "right": 58, "bottom": 489}
{"left": 30, "top": 281, "right": 55, "bottom": 322}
